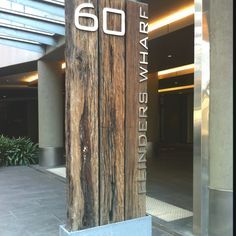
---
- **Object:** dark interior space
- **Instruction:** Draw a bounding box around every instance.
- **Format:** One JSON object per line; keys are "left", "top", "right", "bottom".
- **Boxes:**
{"left": 149, "top": 25, "right": 194, "bottom": 73}
{"left": 0, "top": 87, "right": 38, "bottom": 143}
{"left": 160, "top": 93, "right": 191, "bottom": 144}
{"left": 146, "top": 0, "right": 194, "bottom": 234}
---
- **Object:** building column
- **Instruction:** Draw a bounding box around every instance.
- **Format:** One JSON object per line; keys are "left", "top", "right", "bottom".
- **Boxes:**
{"left": 194, "top": 0, "right": 233, "bottom": 235}
{"left": 38, "top": 60, "right": 64, "bottom": 167}
{"left": 208, "top": 0, "right": 233, "bottom": 235}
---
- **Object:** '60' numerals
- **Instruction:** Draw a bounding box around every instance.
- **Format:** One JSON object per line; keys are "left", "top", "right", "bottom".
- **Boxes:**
{"left": 74, "top": 3, "right": 125, "bottom": 36}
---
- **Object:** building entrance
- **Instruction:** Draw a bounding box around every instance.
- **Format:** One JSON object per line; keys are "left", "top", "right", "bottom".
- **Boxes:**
{"left": 146, "top": 1, "right": 194, "bottom": 234}
{"left": 147, "top": 89, "right": 194, "bottom": 235}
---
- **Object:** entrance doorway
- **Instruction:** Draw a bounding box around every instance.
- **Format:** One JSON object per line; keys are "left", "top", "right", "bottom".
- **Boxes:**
{"left": 146, "top": 1, "right": 194, "bottom": 235}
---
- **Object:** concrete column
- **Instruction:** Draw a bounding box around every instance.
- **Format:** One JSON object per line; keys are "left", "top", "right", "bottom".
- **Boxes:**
{"left": 208, "top": 0, "right": 233, "bottom": 235}
{"left": 38, "top": 60, "right": 65, "bottom": 167}
{"left": 194, "top": 0, "right": 233, "bottom": 235}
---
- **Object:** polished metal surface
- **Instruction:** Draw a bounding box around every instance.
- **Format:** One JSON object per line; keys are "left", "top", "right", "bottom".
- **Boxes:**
{"left": 60, "top": 216, "right": 152, "bottom": 236}
{"left": 39, "top": 147, "right": 65, "bottom": 167}
{"left": 209, "top": 188, "right": 233, "bottom": 236}
{"left": 193, "top": 0, "right": 210, "bottom": 235}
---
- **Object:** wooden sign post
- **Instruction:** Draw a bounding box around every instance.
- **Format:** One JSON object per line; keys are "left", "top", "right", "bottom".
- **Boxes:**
{"left": 62, "top": 0, "right": 150, "bottom": 235}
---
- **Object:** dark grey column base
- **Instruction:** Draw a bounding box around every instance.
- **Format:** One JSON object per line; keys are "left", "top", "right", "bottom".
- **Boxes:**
{"left": 39, "top": 147, "right": 65, "bottom": 167}
{"left": 209, "top": 188, "right": 233, "bottom": 236}
{"left": 60, "top": 216, "right": 152, "bottom": 236}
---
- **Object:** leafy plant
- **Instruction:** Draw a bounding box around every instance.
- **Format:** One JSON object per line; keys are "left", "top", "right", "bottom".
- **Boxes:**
{"left": 0, "top": 135, "right": 39, "bottom": 167}
{"left": 0, "top": 135, "right": 12, "bottom": 166}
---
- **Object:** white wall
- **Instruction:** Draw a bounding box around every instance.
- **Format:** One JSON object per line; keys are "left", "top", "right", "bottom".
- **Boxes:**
{"left": 0, "top": 45, "right": 41, "bottom": 68}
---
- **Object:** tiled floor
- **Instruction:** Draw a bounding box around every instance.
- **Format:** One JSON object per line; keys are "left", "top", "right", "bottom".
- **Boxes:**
{"left": 0, "top": 166, "right": 66, "bottom": 236}
{"left": 46, "top": 163, "right": 194, "bottom": 226}
{"left": 0, "top": 146, "right": 193, "bottom": 236}
{"left": 147, "top": 146, "right": 193, "bottom": 236}
{"left": 146, "top": 196, "right": 193, "bottom": 222}
{"left": 147, "top": 147, "right": 193, "bottom": 211}
{"left": 47, "top": 167, "right": 66, "bottom": 178}
{"left": 0, "top": 166, "right": 172, "bottom": 236}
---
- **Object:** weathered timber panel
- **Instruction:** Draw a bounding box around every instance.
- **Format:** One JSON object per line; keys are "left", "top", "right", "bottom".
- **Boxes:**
{"left": 65, "top": 0, "right": 148, "bottom": 230}
{"left": 99, "top": 0, "right": 126, "bottom": 225}
{"left": 125, "top": 1, "right": 140, "bottom": 219}
{"left": 65, "top": 0, "right": 99, "bottom": 231}
{"left": 137, "top": 2, "right": 148, "bottom": 218}
{"left": 125, "top": 1, "right": 148, "bottom": 219}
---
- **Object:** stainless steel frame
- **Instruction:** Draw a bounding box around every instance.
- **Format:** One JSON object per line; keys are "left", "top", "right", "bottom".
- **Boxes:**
{"left": 193, "top": 0, "right": 210, "bottom": 235}
{"left": 194, "top": 0, "right": 233, "bottom": 234}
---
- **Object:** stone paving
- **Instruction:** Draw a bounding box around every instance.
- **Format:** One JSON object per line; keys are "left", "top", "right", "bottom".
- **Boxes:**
{"left": 0, "top": 166, "right": 66, "bottom": 236}
{"left": 147, "top": 150, "right": 193, "bottom": 236}
{"left": 0, "top": 166, "right": 172, "bottom": 236}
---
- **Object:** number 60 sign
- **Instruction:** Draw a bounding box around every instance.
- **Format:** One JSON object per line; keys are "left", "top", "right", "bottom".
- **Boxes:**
{"left": 74, "top": 3, "right": 125, "bottom": 36}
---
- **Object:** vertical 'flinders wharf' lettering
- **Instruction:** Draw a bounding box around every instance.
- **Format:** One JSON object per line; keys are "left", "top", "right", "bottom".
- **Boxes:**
{"left": 138, "top": 7, "right": 148, "bottom": 194}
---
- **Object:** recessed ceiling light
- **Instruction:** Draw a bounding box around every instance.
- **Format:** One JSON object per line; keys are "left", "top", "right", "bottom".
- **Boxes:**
{"left": 149, "top": 5, "right": 194, "bottom": 32}
{"left": 23, "top": 74, "right": 38, "bottom": 83}
{"left": 158, "top": 85, "right": 194, "bottom": 93}
{"left": 168, "top": 55, "right": 172, "bottom": 58}
{"left": 61, "top": 62, "right": 66, "bottom": 70}
{"left": 158, "top": 64, "right": 194, "bottom": 80}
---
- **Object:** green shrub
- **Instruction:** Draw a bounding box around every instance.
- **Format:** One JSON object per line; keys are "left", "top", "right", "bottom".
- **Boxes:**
{"left": 0, "top": 135, "right": 12, "bottom": 166}
{"left": 0, "top": 135, "right": 38, "bottom": 167}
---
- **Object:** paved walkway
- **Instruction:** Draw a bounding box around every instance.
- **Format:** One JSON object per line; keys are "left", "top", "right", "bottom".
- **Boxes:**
{"left": 0, "top": 166, "right": 66, "bottom": 236}
{"left": 0, "top": 166, "right": 173, "bottom": 236}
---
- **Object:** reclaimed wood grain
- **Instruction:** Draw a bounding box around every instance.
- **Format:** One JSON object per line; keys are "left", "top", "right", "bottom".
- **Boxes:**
{"left": 125, "top": 1, "right": 148, "bottom": 219}
{"left": 125, "top": 1, "right": 140, "bottom": 220}
{"left": 65, "top": 0, "right": 148, "bottom": 230}
{"left": 137, "top": 2, "right": 148, "bottom": 218}
{"left": 99, "top": 0, "right": 126, "bottom": 225}
{"left": 65, "top": 0, "right": 99, "bottom": 231}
